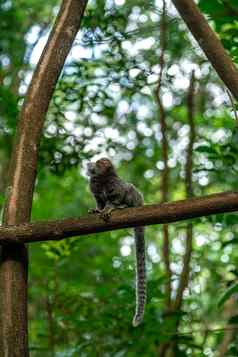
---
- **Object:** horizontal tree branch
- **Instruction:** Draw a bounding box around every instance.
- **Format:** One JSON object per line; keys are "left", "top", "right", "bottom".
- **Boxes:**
{"left": 0, "top": 192, "right": 237, "bottom": 244}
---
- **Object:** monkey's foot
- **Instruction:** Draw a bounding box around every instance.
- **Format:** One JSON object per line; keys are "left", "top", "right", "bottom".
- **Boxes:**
{"left": 88, "top": 208, "right": 101, "bottom": 214}
{"left": 99, "top": 207, "right": 114, "bottom": 221}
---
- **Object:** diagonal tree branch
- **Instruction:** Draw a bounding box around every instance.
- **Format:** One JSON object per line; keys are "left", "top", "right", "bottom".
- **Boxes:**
{"left": 0, "top": 1, "right": 88, "bottom": 355}
{"left": 0, "top": 192, "right": 237, "bottom": 244}
{"left": 171, "top": 0, "right": 238, "bottom": 100}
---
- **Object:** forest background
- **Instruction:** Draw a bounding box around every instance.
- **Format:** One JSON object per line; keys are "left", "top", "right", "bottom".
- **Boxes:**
{"left": 1, "top": 0, "right": 238, "bottom": 355}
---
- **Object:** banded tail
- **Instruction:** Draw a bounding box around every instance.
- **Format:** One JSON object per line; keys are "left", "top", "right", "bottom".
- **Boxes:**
{"left": 132, "top": 226, "right": 146, "bottom": 327}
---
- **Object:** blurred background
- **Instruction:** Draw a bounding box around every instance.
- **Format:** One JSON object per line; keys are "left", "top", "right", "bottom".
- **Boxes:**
{"left": 1, "top": 0, "right": 238, "bottom": 355}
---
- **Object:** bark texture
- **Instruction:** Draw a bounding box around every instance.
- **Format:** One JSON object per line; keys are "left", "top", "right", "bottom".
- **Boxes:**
{"left": 171, "top": 0, "right": 238, "bottom": 99}
{"left": 0, "top": 192, "right": 237, "bottom": 244}
{"left": 0, "top": 0, "right": 88, "bottom": 355}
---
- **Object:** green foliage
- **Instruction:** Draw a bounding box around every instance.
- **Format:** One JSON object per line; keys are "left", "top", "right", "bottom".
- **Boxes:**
{"left": 1, "top": 0, "right": 238, "bottom": 355}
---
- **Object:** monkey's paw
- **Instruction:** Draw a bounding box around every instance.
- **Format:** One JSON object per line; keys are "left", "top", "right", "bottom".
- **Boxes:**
{"left": 99, "top": 207, "right": 114, "bottom": 221}
{"left": 88, "top": 208, "right": 100, "bottom": 214}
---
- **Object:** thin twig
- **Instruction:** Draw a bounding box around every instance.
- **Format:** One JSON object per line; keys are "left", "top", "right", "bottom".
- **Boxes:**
{"left": 174, "top": 71, "right": 196, "bottom": 310}
{"left": 156, "top": 0, "right": 172, "bottom": 310}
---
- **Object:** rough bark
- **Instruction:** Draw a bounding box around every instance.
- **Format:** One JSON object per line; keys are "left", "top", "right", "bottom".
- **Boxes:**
{"left": 0, "top": 192, "right": 237, "bottom": 244}
{"left": 0, "top": 0, "right": 88, "bottom": 356}
{"left": 171, "top": 0, "right": 238, "bottom": 100}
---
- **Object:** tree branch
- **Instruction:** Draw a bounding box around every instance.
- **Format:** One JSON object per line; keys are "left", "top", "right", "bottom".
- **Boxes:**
{"left": 156, "top": 0, "right": 172, "bottom": 309}
{"left": 0, "top": 192, "right": 237, "bottom": 244}
{"left": 174, "top": 70, "right": 196, "bottom": 310}
{"left": 0, "top": 0, "right": 88, "bottom": 355}
{"left": 171, "top": 0, "right": 238, "bottom": 100}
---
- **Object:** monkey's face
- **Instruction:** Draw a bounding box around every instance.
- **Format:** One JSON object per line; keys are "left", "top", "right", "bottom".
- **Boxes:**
{"left": 87, "top": 158, "right": 114, "bottom": 177}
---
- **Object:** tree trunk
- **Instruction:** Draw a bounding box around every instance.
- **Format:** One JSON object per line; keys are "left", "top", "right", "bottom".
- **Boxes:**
{"left": 0, "top": 0, "right": 88, "bottom": 355}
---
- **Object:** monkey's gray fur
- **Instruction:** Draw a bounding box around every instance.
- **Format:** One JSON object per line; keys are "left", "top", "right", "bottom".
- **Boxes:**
{"left": 87, "top": 158, "right": 146, "bottom": 327}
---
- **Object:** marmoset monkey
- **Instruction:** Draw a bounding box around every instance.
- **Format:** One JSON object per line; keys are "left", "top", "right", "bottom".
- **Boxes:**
{"left": 87, "top": 158, "right": 146, "bottom": 327}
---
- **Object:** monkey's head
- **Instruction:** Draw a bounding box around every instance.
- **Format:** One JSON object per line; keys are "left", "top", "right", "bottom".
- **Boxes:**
{"left": 87, "top": 158, "right": 115, "bottom": 178}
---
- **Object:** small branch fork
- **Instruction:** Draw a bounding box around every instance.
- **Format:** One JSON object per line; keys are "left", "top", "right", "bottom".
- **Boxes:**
{"left": 0, "top": 192, "right": 237, "bottom": 244}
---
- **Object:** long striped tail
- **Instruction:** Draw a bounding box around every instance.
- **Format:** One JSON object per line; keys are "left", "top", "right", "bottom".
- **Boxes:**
{"left": 132, "top": 227, "right": 146, "bottom": 327}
